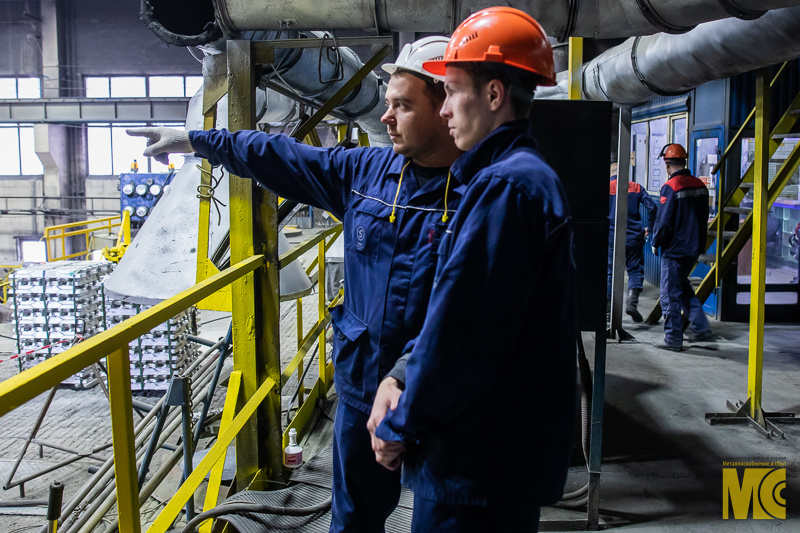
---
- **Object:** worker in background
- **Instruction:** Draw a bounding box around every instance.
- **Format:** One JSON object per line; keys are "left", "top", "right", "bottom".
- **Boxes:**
{"left": 369, "top": 8, "right": 576, "bottom": 531}
{"left": 651, "top": 143, "right": 714, "bottom": 351}
{"left": 128, "top": 36, "right": 462, "bottom": 533}
{"left": 608, "top": 158, "right": 658, "bottom": 322}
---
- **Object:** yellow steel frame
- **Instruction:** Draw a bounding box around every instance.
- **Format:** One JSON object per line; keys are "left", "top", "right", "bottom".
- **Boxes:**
{"left": 101, "top": 209, "right": 132, "bottom": 263}
{"left": 1, "top": 264, "right": 23, "bottom": 305}
{"left": 199, "top": 371, "right": 241, "bottom": 533}
{"left": 195, "top": 63, "right": 233, "bottom": 313}
{"left": 0, "top": 37, "right": 362, "bottom": 533}
{"left": 43, "top": 215, "right": 123, "bottom": 261}
{"left": 748, "top": 69, "right": 769, "bottom": 420}
{"left": 0, "top": 255, "right": 264, "bottom": 533}
{"left": 568, "top": 37, "right": 583, "bottom": 100}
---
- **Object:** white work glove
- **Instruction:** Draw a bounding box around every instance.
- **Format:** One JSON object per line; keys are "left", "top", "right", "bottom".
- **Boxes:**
{"left": 126, "top": 127, "right": 194, "bottom": 165}
{"left": 651, "top": 246, "right": 658, "bottom": 255}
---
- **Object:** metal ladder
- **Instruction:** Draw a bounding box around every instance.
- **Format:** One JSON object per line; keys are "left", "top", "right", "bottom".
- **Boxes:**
{"left": 646, "top": 66, "right": 800, "bottom": 324}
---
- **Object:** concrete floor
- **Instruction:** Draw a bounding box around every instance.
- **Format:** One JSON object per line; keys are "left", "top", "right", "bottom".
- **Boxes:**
{"left": 545, "top": 284, "right": 800, "bottom": 531}
{"left": 1, "top": 280, "right": 799, "bottom": 531}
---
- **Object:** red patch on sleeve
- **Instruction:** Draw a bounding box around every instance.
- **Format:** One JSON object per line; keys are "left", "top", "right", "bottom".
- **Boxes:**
{"left": 660, "top": 196, "right": 667, "bottom": 204}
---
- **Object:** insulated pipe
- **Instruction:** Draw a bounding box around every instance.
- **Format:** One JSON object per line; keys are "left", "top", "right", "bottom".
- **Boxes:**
{"left": 141, "top": 0, "right": 800, "bottom": 42}
{"left": 538, "top": 6, "right": 800, "bottom": 104}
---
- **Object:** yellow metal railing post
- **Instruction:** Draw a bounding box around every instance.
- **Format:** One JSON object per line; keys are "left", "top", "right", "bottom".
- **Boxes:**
{"left": 318, "top": 239, "right": 328, "bottom": 391}
{"left": 748, "top": 68, "right": 769, "bottom": 421}
{"left": 199, "top": 371, "right": 242, "bottom": 533}
{"left": 297, "top": 297, "right": 305, "bottom": 404}
{"left": 568, "top": 37, "right": 583, "bottom": 101}
{"left": 227, "top": 39, "right": 284, "bottom": 482}
{"left": 107, "top": 346, "right": 141, "bottom": 533}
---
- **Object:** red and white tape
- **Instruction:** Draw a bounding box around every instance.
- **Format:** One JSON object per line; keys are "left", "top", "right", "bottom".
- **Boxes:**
{"left": 0, "top": 336, "right": 84, "bottom": 364}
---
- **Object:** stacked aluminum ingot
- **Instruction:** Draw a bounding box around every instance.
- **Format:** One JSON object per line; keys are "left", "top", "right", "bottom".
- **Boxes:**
{"left": 103, "top": 300, "right": 197, "bottom": 391}
{"left": 10, "top": 261, "right": 115, "bottom": 388}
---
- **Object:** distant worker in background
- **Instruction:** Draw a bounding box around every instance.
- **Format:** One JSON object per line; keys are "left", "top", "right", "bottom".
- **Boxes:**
{"left": 370, "top": 8, "right": 576, "bottom": 532}
{"left": 129, "top": 36, "right": 463, "bottom": 533}
{"left": 608, "top": 158, "right": 658, "bottom": 322}
{"left": 651, "top": 143, "right": 714, "bottom": 351}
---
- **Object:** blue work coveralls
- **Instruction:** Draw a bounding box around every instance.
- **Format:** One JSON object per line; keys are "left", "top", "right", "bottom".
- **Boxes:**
{"left": 607, "top": 176, "right": 658, "bottom": 297}
{"left": 189, "top": 129, "right": 458, "bottom": 532}
{"left": 375, "top": 121, "right": 577, "bottom": 530}
{"left": 651, "top": 168, "right": 711, "bottom": 348}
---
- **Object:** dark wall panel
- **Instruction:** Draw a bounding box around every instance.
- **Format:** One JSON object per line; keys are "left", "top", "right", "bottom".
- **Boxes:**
{"left": 0, "top": 2, "right": 42, "bottom": 76}
{"left": 74, "top": 0, "right": 199, "bottom": 76}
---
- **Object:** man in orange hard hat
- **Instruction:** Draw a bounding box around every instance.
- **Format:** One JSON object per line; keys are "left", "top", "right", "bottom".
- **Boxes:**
{"left": 651, "top": 143, "right": 714, "bottom": 351}
{"left": 369, "top": 7, "right": 576, "bottom": 531}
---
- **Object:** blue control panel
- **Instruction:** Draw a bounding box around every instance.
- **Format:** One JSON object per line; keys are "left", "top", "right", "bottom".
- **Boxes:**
{"left": 119, "top": 171, "right": 174, "bottom": 228}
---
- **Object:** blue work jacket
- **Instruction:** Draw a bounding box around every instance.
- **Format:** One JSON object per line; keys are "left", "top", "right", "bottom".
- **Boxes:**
{"left": 189, "top": 129, "right": 459, "bottom": 413}
{"left": 609, "top": 176, "right": 658, "bottom": 246}
{"left": 651, "top": 169, "right": 709, "bottom": 258}
{"left": 376, "top": 120, "right": 577, "bottom": 506}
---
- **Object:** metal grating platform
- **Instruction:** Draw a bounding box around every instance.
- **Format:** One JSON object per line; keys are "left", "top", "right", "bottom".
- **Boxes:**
{"left": 215, "top": 444, "right": 413, "bottom": 532}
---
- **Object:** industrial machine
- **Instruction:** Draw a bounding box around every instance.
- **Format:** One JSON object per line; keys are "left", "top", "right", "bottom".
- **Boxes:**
{"left": 119, "top": 165, "right": 175, "bottom": 230}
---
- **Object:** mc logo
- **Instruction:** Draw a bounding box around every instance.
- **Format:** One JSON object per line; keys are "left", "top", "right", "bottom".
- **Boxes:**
{"left": 723, "top": 467, "right": 786, "bottom": 519}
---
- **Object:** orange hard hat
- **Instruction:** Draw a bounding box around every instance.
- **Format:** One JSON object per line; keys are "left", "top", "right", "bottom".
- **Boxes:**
{"left": 658, "top": 143, "right": 688, "bottom": 160}
{"left": 423, "top": 6, "right": 556, "bottom": 86}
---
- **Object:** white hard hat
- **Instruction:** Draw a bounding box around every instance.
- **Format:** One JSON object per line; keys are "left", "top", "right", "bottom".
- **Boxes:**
{"left": 382, "top": 36, "right": 448, "bottom": 82}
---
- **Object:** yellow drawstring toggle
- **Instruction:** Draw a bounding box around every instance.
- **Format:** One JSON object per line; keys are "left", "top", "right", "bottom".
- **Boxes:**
{"left": 389, "top": 161, "right": 410, "bottom": 223}
{"left": 441, "top": 171, "right": 452, "bottom": 223}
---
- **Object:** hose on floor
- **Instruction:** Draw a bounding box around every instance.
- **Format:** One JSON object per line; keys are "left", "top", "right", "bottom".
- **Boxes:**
{"left": 181, "top": 497, "right": 332, "bottom": 533}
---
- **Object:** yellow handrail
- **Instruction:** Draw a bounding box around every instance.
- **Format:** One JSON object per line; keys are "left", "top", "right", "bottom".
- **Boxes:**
{"left": 0, "top": 254, "right": 264, "bottom": 417}
{"left": 0, "top": 224, "right": 343, "bottom": 532}
{"left": 43, "top": 215, "right": 123, "bottom": 261}
{"left": 0, "top": 264, "right": 22, "bottom": 305}
{"left": 711, "top": 62, "right": 788, "bottom": 177}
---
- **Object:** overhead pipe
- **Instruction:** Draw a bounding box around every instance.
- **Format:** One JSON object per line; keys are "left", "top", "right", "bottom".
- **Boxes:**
{"left": 141, "top": 0, "right": 800, "bottom": 42}
{"left": 537, "top": 6, "right": 800, "bottom": 105}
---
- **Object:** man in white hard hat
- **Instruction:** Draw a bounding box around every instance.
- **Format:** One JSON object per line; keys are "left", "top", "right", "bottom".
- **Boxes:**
{"left": 128, "top": 36, "right": 461, "bottom": 532}
{"left": 371, "top": 9, "right": 576, "bottom": 531}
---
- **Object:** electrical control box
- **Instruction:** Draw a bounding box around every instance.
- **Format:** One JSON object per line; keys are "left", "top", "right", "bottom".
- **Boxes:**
{"left": 119, "top": 170, "right": 174, "bottom": 228}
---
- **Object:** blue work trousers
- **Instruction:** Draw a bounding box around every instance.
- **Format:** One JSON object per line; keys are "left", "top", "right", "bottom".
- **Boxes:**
{"left": 411, "top": 495, "right": 541, "bottom": 533}
{"left": 330, "top": 399, "right": 401, "bottom": 533}
{"left": 659, "top": 255, "right": 711, "bottom": 347}
{"left": 607, "top": 238, "right": 645, "bottom": 298}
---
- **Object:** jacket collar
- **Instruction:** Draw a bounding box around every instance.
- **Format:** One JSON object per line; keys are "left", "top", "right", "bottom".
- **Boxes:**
{"left": 669, "top": 168, "right": 692, "bottom": 179}
{"left": 450, "top": 119, "right": 537, "bottom": 185}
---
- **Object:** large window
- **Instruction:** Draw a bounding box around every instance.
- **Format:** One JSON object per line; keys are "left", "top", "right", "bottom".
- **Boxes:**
{"left": 0, "top": 78, "right": 41, "bottom": 99}
{"left": 85, "top": 76, "right": 202, "bottom": 98}
{"left": 0, "top": 124, "right": 43, "bottom": 175}
{"left": 88, "top": 123, "right": 184, "bottom": 175}
{"left": 631, "top": 113, "right": 689, "bottom": 193}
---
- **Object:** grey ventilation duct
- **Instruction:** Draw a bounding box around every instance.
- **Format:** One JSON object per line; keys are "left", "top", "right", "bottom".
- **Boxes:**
{"left": 537, "top": 6, "right": 800, "bottom": 105}
{"left": 141, "top": 0, "right": 800, "bottom": 41}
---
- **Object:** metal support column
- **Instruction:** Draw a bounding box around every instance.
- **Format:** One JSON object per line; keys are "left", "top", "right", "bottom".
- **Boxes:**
{"left": 587, "top": 329, "right": 607, "bottom": 529}
{"left": 568, "top": 38, "right": 583, "bottom": 101}
{"left": 749, "top": 68, "right": 769, "bottom": 419}
{"left": 227, "top": 40, "right": 284, "bottom": 481}
{"left": 609, "top": 107, "right": 634, "bottom": 341}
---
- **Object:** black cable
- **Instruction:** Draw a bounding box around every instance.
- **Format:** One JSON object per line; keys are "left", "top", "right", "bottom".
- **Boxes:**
{"left": 286, "top": 345, "right": 319, "bottom": 424}
{"left": 181, "top": 497, "right": 332, "bottom": 533}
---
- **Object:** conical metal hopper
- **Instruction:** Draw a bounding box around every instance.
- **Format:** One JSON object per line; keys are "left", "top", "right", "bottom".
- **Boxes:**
{"left": 103, "top": 91, "right": 313, "bottom": 305}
